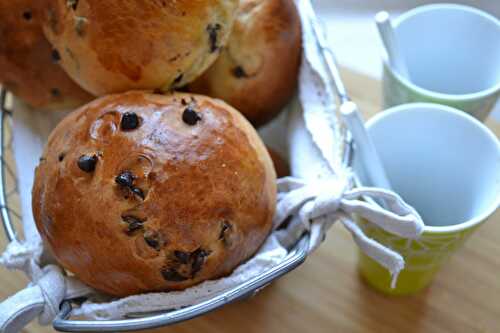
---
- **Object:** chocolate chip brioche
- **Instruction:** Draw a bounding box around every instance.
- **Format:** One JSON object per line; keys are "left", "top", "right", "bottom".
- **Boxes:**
{"left": 0, "top": 0, "right": 93, "bottom": 110}
{"left": 32, "top": 91, "right": 276, "bottom": 296}
{"left": 189, "top": 0, "right": 302, "bottom": 127}
{"left": 41, "top": 0, "right": 239, "bottom": 96}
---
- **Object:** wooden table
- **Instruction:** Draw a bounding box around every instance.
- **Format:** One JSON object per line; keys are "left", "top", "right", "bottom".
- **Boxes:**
{"left": 1, "top": 68, "right": 499, "bottom": 333}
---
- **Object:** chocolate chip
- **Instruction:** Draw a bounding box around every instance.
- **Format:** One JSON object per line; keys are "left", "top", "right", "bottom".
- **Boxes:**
{"left": 131, "top": 187, "right": 145, "bottom": 200}
{"left": 219, "top": 221, "right": 231, "bottom": 240}
{"left": 51, "top": 49, "right": 61, "bottom": 63}
{"left": 168, "top": 54, "right": 180, "bottom": 62}
{"left": 161, "top": 268, "right": 187, "bottom": 282}
{"left": 115, "top": 171, "right": 134, "bottom": 187}
{"left": 67, "top": 0, "right": 79, "bottom": 10}
{"left": 182, "top": 107, "right": 201, "bottom": 126}
{"left": 174, "top": 251, "right": 190, "bottom": 264}
{"left": 77, "top": 154, "right": 98, "bottom": 172}
{"left": 232, "top": 66, "right": 247, "bottom": 78}
{"left": 173, "top": 73, "right": 183, "bottom": 85}
{"left": 50, "top": 88, "right": 61, "bottom": 97}
{"left": 191, "top": 249, "right": 209, "bottom": 276}
{"left": 58, "top": 153, "right": 66, "bottom": 162}
{"left": 206, "top": 23, "right": 222, "bottom": 53}
{"left": 195, "top": 248, "right": 209, "bottom": 258}
{"left": 74, "top": 16, "right": 87, "bottom": 37}
{"left": 122, "top": 215, "right": 144, "bottom": 233}
{"left": 144, "top": 230, "right": 161, "bottom": 250}
{"left": 192, "top": 258, "right": 203, "bottom": 275}
{"left": 128, "top": 221, "right": 143, "bottom": 233}
{"left": 22, "top": 11, "right": 32, "bottom": 21}
{"left": 120, "top": 112, "right": 139, "bottom": 131}
{"left": 122, "top": 215, "right": 145, "bottom": 224}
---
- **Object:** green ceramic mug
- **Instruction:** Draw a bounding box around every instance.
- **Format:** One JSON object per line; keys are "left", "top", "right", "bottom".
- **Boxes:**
{"left": 354, "top": 104, "right": 500, "bottom": 295}
{"left": 382, "top": 4, "right": 500, "bottom": 121}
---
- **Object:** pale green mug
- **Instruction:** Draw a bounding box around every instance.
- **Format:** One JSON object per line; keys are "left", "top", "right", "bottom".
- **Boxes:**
{"left": 354, "top": 104, "right": 500, "bottom": 295}
{"left": 382, "top": 4, "right": 500, "bottom": 121}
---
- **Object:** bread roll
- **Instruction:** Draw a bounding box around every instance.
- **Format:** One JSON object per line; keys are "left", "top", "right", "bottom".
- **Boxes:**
{"left": 0, "top": 0, "right": 93, "bottom": 110}
{"left": 33, "top": 91, "right": 276, "bottom": 296}
{"left": 41, "top": 0, "right": 239, "bottom": 96}
{"left": 189, "top": 0, "right": 302, "bottom": 127}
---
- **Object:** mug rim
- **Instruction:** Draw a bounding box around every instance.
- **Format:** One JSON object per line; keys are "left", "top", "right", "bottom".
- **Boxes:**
{"left": 365, "top": 102, "right": 500, "bottom": 234}
{"left": 386, "top": 3, "right": 500, "bottom": 101}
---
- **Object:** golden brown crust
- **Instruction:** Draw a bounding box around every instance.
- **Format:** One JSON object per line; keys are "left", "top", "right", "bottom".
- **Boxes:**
{"left": 41, "top": 0, "right": 239, "bottom": 96}
{"left": 189, "top": 0, "right": 302, "bottom": 127}
{"left": 0, "top": 0, "right": 93, "bottom": 110}
{"left": 32, "top": 91, "right": 276, "bottom": 296}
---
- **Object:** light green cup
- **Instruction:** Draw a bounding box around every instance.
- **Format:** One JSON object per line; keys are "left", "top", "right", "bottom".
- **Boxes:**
{"left": 382, "top": 4, "right": 500, "bottom": 121}
{"left": 354, "top": 104, "right": 500, "bottom": 295}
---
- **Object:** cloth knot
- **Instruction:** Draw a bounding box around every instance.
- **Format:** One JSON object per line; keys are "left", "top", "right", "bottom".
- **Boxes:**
{"left": 274, "top": 176, "right": 424, "bottom": 287}
{"left": 295, "top": 179, "right": 346, "bottom": 232}
{"left": 308, "top": 179, "right": 345, "bottom": 220}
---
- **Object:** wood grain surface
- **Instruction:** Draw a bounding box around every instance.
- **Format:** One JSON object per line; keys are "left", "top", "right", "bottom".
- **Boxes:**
{"left": 1, "top": 68, "right": 499, "bottom": 333}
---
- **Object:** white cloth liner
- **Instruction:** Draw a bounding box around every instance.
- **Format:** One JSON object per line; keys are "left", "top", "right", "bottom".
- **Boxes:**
{"left": 0, "top": 0, "right": 424, "bottom": 330}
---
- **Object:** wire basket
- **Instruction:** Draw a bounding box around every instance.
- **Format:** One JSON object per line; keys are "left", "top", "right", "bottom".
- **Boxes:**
{"left": 0, "top": 87, "right": 322, "bottom": 332}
